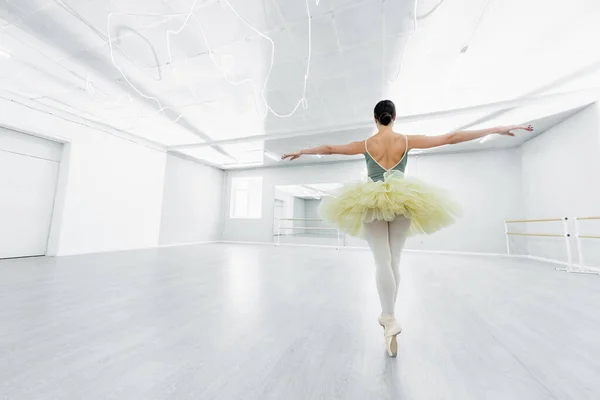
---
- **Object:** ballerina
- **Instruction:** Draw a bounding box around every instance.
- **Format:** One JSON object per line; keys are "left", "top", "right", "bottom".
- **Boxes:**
{"left": 282, "top": 99, "right": 533, "bottom": 357}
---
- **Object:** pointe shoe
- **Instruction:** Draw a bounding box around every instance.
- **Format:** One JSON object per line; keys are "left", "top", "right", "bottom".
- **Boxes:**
{"left": 379, "top": 314, "right": 402, "bottom": 357}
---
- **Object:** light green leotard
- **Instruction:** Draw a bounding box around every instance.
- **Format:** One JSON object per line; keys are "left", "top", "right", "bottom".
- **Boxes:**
{"left": 364, "top": 135, "right": 409, "bottom": 182}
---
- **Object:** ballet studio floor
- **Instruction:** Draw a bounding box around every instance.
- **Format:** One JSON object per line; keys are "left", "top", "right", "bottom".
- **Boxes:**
{"left": 1, "top": 243, "right": 599, "bottom": 400}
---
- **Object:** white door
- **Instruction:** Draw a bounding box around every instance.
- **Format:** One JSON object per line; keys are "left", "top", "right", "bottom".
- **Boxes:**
{"left": 0, "top": 128, "right": 62, "bottom": 258}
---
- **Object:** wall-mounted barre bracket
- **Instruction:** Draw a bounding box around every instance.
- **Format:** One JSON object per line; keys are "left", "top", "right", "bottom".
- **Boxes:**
{"left": 566, "top": 216, "right": 600, "bottom": 275}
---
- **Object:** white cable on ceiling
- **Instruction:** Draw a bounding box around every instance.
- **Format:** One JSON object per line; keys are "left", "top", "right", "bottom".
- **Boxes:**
{"left": 442, "top": 0, "right": 493, "bottom": 92}
{"left": 388, "top": 0, "right": 418, "bottom": 83}
{"left": 104, "top": 0, "right": 317, "bottom": 125}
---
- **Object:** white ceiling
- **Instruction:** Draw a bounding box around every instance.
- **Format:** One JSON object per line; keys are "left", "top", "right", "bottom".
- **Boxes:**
{"left": 1, "top": 0, "right": 599, "bottom": 168}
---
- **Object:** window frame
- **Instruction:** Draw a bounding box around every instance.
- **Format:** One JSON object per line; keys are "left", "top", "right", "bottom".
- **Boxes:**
{"left": 229, "top": 176, "right": 263, "bottom": 219}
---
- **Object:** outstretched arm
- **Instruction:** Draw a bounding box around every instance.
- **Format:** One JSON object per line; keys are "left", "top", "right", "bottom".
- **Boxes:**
{"left": 281, "top": 141, "right": 365, "bottom": 161}
{"left": 409, "top": 124, "right": 533, "bottom": 149}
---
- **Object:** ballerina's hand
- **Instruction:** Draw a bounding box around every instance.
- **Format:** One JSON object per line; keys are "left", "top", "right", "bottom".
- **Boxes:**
{"left": 498, "top": 124, "right": 534, "bottom": 136}
{"left": 281, "top": 152, "right": 302, "bottom": 161}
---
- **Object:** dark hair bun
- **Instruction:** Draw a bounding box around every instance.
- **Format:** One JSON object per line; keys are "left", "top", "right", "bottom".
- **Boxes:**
{"left": 374, "top": 100, "right": 396, "bottom": 126}
{"left": 379, "top": 112, "right": 392, "bottom": 126}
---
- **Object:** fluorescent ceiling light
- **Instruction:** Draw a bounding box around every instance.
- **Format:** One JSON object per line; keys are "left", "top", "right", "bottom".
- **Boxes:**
{"left": 0, "top": 49, "right": 12, "bottom": 58}
{"left": 222, "top": 140, "right": 264, "bottom": 164}
{"left": 179, "top": 147, "right": 235, "bottom": 165}
{"left": 264, "top": 152, "right": 280, "bottom": 162}
{"left": 222, "top": 161, "right": 264, "bottom": 169}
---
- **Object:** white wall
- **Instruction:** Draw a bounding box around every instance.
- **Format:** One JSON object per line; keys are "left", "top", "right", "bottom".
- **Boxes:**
{"left": 222, "top": 149, "right": 523, "bottom": 254}
{"left": 159, "top": 154, "right": 225, "bottom": 245}
{"left": 521, "top": 103, "right": 600, "bottom": 265}
{"left": 1, "top": 97, "right": 167, "bottom": 256}
{"left": 405, "top": 149, "right": 523, "bottom": 254}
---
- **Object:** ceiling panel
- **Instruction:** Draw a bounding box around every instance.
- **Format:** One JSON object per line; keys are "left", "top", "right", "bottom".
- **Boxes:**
{"left": 311, "top": 50, "right": 346, "bottom": 81}
{"left": 209, "top": 35, "right": 273, "bottom": 86}
{"left": 192, "top": 1, "right": 255, "bottom": 49}
{"left": 331, "top": 0, "right": 369, "bottom": 12}
{"left": 12, "top": 3, "right": 107, "bottom": 56}
{"left": 342, "top": 40, "right": 382, "bottom": 75}
{"left": 273, "top": 0, "right": 334, "bottom": 24}
{"left": 0, "top": 0, "right": 50, "bottom": 26}
{"left": 109, "top": 24, "right": 173, "bottom": 71}
{"left": 151, "top": 55, "right": 224, "bottom": 93}
{"left": 317, "top": 75, "right": 349, "bottom": 98}
{"left": 382, "top": 0, "right": 416, "bottom": 37}
{"left": 288, "top": 13, "right": 339, "bottom": 57}
{"left": 266, "top": 26, "right": 305, "bottom": 65}
{"left": 335, "top": 0, "right": 382, "bottom": 48}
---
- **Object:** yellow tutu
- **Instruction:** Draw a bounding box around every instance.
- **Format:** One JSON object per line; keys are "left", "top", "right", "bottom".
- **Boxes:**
{"left": 319, "top": 170, "right": 461, "bottom": 238}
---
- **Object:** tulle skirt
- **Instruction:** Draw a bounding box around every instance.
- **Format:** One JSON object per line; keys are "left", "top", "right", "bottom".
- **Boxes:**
{"left": 319, "top": 170, "right": 461, "bottom": 238}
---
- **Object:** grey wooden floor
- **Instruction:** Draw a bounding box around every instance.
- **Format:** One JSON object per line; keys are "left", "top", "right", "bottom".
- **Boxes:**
{"left": 1, "top": 244, "right": 600, "bottom": 400}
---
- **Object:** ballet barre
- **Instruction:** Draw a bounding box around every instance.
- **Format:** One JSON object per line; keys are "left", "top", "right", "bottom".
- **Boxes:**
{"left": 277, "top": 226, "right": 338, "bottom": 231}
{"left": 569, "top": 216, "right": 600, "bottom": 275}
{"left": 505, "top": 218, "right": 567, "bottom": 223}
{"left": 506, "top": 233, "right": 566, "bottom": 238}
{"left": 575, "top": 216, "right": 600, "bottom": 221}
{"left": 504, "top": 217, "right": 573, "bottom": 270}
{"left": 275, "top": 218, "right": 342, "bottom": 248}
{"left": 276, "top": 218, "right": 324, "bottom": 221}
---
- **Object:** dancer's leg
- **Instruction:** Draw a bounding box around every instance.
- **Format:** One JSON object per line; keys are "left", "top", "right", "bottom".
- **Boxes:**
{"left": 363, "top": 219, "right": 396, "bottom": 315}
{"left": 388, "top": 216, "right": 411, "bottom": 301}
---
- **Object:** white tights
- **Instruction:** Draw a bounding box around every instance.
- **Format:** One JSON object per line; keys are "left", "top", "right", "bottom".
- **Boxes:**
{"left": 363, "top": 216, "right": 411, "bottom": 316}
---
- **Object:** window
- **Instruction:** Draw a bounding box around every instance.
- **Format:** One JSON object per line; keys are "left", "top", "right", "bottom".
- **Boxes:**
{"left": 230, "top": 176, "right": 263, "bottom": 219}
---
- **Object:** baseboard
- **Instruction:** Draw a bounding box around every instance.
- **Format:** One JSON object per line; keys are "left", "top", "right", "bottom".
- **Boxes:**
{"left": 218, "top": 240, "right": 277, "bottom": 247}
{"left": 54, "top": 244, "right": 160, "bottom": 257}
{"left": 157, "top": 240, "right": 217, "bottom": 248}
{"left": 53, "top": 240, "right": 218, "bottom": 256}
{"left": 404, "top": 249, "right": 514, "bottom": 258}
{"left": 219, "top": 240, "right": 342, "bottom": 249}
{"left": 524, "top": 255, "right": 570, "bottom": 267}
{"left": 216, "top": 240, "right": 516, "bottom": 257}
